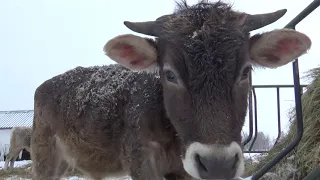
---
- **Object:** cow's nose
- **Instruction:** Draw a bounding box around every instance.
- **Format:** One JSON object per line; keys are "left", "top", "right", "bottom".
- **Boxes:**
{"left": 195, "top": 153, "right": 239, "bottom": 179}
{"left": 182, "top": 142, "right": 244, "bottom": 179}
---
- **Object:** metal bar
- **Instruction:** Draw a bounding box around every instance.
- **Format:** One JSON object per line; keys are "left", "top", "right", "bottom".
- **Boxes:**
{"left": 273, "top": 88, "right": 282, "bottom": 147}
{"left": 243, "top": 150, "right": 269, "bottom": 153}
{"left": 251, "top": 64, "right": 304, "bottom": 180}
{"left": 243, "top": 73, "right": 254, "bottom": 146}
{"left": 244, "top": 85, "right": 306, "bottom": 153}
{"left": 285, "top": 0, "right": 320, "bottom": 29}
{"left": 251, "top": 0, "right": 320, "bottom": 179}
{"left": 252, "top": 85, "right": 307, "bottom": 88}
{"left": 244, "top": 85, "right": 307, "bottom": 151}
{"left": 248, "top": 88, "right": 258, "bottom": 151}
{"left": 252, "top": 58, "right": 304, "bottom": 179}
{"left": 303, "top": 167, "right": 320, "bottom": 180}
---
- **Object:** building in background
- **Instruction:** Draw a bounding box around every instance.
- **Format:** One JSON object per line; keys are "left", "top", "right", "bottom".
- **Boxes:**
{"left": 0, "top": 110, "right": 33, "bottom": 161}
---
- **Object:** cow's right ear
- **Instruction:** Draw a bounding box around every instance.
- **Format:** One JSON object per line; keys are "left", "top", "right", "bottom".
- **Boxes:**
{"left": 249, "top": 29, "right": 311, "bottom": 68}
{"left": 103, "top": 34, "right": 158, "bottom": 71}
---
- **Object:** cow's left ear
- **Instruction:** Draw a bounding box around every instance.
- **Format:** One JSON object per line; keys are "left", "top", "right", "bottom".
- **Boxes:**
{"left": 104, "top": 34, "right": 158, "bottom": 71}
{"left": 249, "top": 28, "right": 311, "bottom": 68}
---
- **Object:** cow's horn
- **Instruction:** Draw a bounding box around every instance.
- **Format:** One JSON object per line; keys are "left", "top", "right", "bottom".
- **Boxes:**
{"left": 124, "top": 14, "right": 173, "bottom": 37}
{"left": 243, "top": 9, "right": 287, "bottom": 31}
{"left": 124, "top": 21, "right": 160, "bottom": 37}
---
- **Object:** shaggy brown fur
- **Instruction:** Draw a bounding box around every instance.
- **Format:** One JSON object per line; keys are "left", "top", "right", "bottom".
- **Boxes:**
{"left": 30, "top": 1, "right": 311, "bottom": 180}
{"left": 3, "top": 127, "right": 32, "bottom": 171}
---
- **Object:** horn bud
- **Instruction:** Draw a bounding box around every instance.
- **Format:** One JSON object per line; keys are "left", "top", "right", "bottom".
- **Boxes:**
{"left": 243, "top": 9, "right": 287, "bottom": 31}
{"left": 124, "top": 14, "right": 173, "bottom": 37}
{"left": 124, "top": 21, "right": 159, "bottom": 36}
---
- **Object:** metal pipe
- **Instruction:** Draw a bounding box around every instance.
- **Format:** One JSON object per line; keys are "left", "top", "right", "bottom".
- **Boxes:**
{"left": 273, "top": 87, "right": 282, "bottom": 147}
{"left": 285, "top": 0, "right": 320, "bottom": 29}
{"left": 248, "top": 88, "right": 258, "bottom": 151}
{"left": 243, "top": 150, "right": 269, "bottom": 153}
{"left": 303, "top": 167, "right": 320, "bottom": 180}
{"left": 252, "top": 85, "right": 307, "bottom": 88}
{"left": 251, "top": 0, "right": 320, "bottom": 178}
{"left": 243, "top": 73, "right": 254, "bottom": 146}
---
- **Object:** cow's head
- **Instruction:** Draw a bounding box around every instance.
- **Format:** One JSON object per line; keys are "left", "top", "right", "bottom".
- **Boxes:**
{"left": 104, "top": 1, "right": 311, "bottom": 179}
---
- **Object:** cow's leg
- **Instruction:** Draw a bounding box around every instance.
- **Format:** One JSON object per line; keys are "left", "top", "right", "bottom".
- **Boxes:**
{"left": 3, "top": 147, "right": 21, "bottom": 170}
{"left": 19, "top": 149, "right": 23, "bottom": 159}
{"left": 31, "top": 118, "right": 61, "bottom": 180}
{"left": 10, "top": 152, "right": 20, "bottom": 168}
{"left": 131, "top": 167, "right": 163, "bottom": 180}
{"left": 3, "top": 155, "right": 11, "bottom": 170}
{"left": 55, "top": 159, "right": 70, "bottom": 178}
{"left": 3, "top": 155, "right": 11, "bottom": 171}
{"left": 11, "top": 148, "right": 24, "bottom": 168}
{"left": 130, "top": 152, "right": 163, "bottom": 180}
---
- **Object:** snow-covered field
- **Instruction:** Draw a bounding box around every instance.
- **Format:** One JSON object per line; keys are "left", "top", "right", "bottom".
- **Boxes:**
{"left": 3, "top": 176, "right": 91, "bottom": 180}
{"left": 3, "top": 176, "right": 93, "bottom": 180}
{"left": 0, "top": 156, "right": 262, "bottom": 180}
{"left": 244, "top": 153, "right": 264, "bottom": 162}
{"left": 2, "top": 175, "right": 131, "bottom": 180}
{"left": 0, "top": 160, "right": 32, "bottom": 170}
{"left": 0, "top": 160, "right": 132, "bottom": 180}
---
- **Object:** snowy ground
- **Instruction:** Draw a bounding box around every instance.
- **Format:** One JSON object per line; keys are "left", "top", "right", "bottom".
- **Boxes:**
{"left": 3, "top": 176, "right": 97, "bottom": 180}
{"left": 3, "top": 176, "right": 93, "bottom": 180}
{"left": 0, "top": 156, "right": 261, "bottom": 180}
{"left": 0, "top": 160, "right": 132, "bottom": 180}
{"left": 0, "top": 160, "right": 32, "bottom": 170}
{"left": 244, "top": 153, "right": 266, "bottom": 163}
{"left": 2, "top": 175, "right": 132, "bottom": 180}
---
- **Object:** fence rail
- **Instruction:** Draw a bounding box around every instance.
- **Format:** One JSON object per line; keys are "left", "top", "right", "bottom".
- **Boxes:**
{"left": 243, "top": 84, "right": 308, "bottom": 154}
{"left": 243, "top": 0, "right": 320, "bottom": 179}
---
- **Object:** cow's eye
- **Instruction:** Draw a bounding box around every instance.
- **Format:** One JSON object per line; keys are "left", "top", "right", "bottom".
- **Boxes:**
{"left": 241, "top": 66, "right": 252, "bottom": 80}
{"left": 165, "top": 70, "right": 178, "bottom": 83}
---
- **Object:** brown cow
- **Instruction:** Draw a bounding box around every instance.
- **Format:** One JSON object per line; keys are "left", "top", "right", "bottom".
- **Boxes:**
{"left": 30, "top": 1, "right": 312, "bottom": 180}
{"left": 3, "top": 126, "right": 31, "bottom": 171}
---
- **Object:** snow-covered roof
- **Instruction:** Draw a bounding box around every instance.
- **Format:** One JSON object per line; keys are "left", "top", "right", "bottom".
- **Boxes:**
{"left": 0, "top": 110, "right": 33, "bottom": 129}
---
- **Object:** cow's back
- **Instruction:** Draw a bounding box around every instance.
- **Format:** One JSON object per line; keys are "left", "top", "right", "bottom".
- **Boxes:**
{"left": 33, "top": 63, "right": 164, "bottom": 176}
{"left": 10, "top": 127, "right": 31, "bottom": 148}
{"left": 35, "top": 64, "right": 136, "bottom": 131}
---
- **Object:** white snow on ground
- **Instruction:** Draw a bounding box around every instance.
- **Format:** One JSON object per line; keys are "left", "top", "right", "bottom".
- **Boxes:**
{"left": 4, "top": 177, "right": 31, "bottom": 180}
{"left": 3, "top": 176, "right": 92, "bottom": 180}
{"left": 0, "top": 157, "right": 259, "bottom": 179}
{"left": 0, "top": 156, "right": 261, "bottom": 180}
{"left": 62, "top": 176, "right": 131, "bottom": 180}
{"left": 3, "top": 176, "right": 132, "bottom": 180}
{"left": 244, "top": 153, "right": 267, "bottom": 163}
{"left": 0, "top": 160, "right": 32, "bottom": 170}
{"left": 0, "top": 160, "right": 132, "bottom": 180}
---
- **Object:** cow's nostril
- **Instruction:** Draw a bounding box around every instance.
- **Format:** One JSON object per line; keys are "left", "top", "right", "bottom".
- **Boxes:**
{"left": 232, "top": 154, "right": 239, "bottom": 169}
{"left": 194, "top": 153, "right": 238, "bottom": 179}
{"left": 195, "top": 153, "right": 208, "bottom": 172}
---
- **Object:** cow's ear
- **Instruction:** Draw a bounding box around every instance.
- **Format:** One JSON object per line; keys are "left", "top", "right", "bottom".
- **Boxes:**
{"left": 104, "top": 34, "right": 157, "bottom": 71}
{"left": 249, "top": 28, "right": 311, "bottom": 68}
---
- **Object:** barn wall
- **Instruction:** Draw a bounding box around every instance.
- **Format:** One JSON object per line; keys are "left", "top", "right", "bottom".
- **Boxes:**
{"left": 0, "top": 129, "right": 11, "bottom": 161}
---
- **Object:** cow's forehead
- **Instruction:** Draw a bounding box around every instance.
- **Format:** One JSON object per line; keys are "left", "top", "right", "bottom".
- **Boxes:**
{"left": 157, "top": 1, "right": 251, "bottom": 91}
{"left": 175, "top": 0, "right": 235, "bottom": 20}
{"left": 163, "top": 27, "right": 248, "bottom": 88}
{"left": 162, "top": 1, "right": 242, "bottom": 39}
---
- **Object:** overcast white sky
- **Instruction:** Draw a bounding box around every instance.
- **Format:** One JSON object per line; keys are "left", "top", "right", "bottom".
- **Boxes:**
{"left": 0, "top": 0, "right": 319, "bottom": 140}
